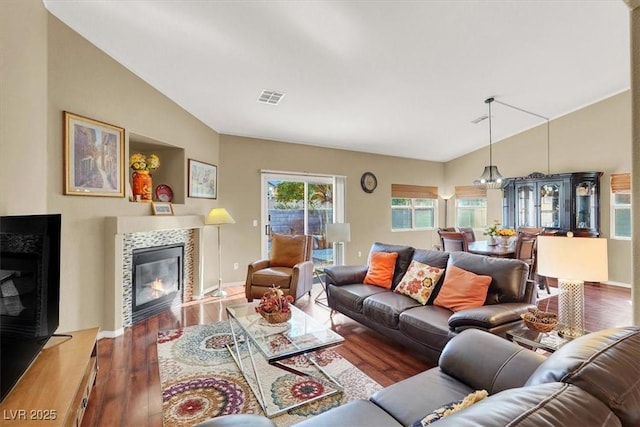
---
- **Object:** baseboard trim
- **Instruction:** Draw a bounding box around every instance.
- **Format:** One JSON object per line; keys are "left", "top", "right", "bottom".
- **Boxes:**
{"left": 602, "top": 280, "right": 631, "bottom": 289}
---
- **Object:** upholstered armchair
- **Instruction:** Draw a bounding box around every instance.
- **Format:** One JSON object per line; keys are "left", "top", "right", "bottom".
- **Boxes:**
{"left": 245, "top": 234, "right": 314, "bottom": 302}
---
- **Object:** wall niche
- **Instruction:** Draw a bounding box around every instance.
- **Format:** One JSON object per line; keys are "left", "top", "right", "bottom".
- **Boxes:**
{"left": 129, "top": 133, "right": 185, "bottom": 204}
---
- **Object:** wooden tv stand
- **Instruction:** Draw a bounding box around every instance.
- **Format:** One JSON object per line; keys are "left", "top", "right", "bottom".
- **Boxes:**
{"left": 0, "top": 327, "right": 99, "bottom": 426}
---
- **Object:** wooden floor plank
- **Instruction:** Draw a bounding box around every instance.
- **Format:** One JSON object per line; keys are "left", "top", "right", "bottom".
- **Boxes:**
{"left": 81, "top": 281, "right": 632, "bottom": 426}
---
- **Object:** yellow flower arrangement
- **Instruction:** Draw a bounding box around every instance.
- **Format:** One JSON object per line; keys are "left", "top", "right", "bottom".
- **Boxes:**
{"left": 497, "top": 228, "right": 516, "bottom": 237}
{"left": 129, "top": 153, "right": 160, "bottom": 172}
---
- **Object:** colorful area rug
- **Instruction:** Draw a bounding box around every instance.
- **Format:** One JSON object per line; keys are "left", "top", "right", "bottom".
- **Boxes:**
{"left": 157, "top": 322, "right": 382, "bottom": 426}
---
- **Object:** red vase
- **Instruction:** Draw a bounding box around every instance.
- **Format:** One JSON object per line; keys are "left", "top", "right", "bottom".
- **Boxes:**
{"left": 132, "top": 171, "right": 152, "bottom": 202}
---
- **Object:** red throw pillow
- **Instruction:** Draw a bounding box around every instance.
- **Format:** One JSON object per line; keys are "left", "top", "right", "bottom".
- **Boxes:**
{"left": 363, "top": 251, "right": 398, "bottom": 289}
{"left": 433, "top": 265, "right": 492, "bottom": 312}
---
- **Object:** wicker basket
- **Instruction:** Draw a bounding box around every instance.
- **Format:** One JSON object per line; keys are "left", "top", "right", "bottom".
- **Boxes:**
{"left": 521, "top": 313, "right": 558, "bottom": 333}
{"left": 260, "top": 310, "right": 292, "bottom": 324}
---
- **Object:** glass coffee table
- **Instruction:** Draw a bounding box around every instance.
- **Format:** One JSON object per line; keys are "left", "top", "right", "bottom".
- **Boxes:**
{"left": 506, "top": 325, "right": 574, "bottom": 353}
{"left": 226, "top": 302, "right": 344, "bottom": 417}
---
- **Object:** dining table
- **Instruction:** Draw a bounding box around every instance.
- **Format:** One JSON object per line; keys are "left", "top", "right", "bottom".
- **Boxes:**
{"left": 467, "top": 240, "right": 515, "bottom": 258}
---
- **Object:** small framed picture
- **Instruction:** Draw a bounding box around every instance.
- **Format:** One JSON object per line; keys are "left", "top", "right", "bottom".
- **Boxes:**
{"left": 63, "top": 111, "right": 125, "bottom": 197}
{"left": 151, "top": 202, "right": 174, "bottom": 216}
{"left": 188, "top": 159, "right": 217, "bottom": 199}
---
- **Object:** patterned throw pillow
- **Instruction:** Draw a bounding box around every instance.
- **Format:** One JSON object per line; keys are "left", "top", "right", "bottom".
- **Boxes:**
{"left": 411, "top": 390, "right": 489, "bottom": 426}
{"left": 394, "top": 260, "right": 445, "bottom": 304}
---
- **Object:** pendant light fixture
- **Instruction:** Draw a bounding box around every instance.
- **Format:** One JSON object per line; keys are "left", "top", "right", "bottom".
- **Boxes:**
{"left": 476, "top": 97, "right": 505, "bottom": 189}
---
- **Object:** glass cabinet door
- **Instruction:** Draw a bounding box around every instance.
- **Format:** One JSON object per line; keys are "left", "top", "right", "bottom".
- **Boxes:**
{"left": 575, "top": 181, "right": 596, "bottom": 230}
{"left": 516, "top": 184, "right": 536, "bottom": 227}
{"left": 539, "top": 183, "right": 561, "bottom": 228}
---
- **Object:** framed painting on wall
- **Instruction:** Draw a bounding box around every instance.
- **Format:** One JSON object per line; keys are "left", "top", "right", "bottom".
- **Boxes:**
{"left": 63, "top": 111, "right": 125, "bottom": 197}
{"left": 188, "top": 159, "right": 217, "bottom": 199}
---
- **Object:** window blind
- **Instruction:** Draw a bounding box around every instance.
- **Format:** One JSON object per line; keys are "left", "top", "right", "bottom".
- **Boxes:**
{"left": 455, "top": 185, "right": 487, "bottom": 199}
{"left": 391, "top": 184, "right": 438, "bottom": 199}
{"left": 611, "top": 173, "right": 631, "bottom": 193}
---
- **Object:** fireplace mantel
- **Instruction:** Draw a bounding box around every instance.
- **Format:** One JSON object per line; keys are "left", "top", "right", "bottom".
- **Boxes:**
{"left": 105, "top": 215, "right": 204, "bottom": 235}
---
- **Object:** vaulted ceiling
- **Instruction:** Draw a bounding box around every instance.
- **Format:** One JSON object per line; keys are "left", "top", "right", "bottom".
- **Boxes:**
{"left": 43, "top": 0, "right": 630, "bottom": 162}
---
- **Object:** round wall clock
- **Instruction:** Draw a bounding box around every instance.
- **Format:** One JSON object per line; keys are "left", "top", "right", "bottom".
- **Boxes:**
{"left": 361, "top": 172, "right": 378, "bottom": 193}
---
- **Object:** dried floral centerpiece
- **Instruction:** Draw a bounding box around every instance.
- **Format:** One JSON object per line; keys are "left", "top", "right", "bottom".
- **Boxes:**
{"left": 255, "top": 285, "right": 294, "bottom": 324}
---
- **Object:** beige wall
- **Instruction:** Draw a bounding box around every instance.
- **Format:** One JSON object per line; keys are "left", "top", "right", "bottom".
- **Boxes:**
{"left": 0, "top": 0, "right": 48, "bottom": 214}
{"left": 1, "top": 2, "right": 223, "bottom": 333}
{"left": 445, "top": 91, "right": 632, "bottom": 284}
{"left": 218, "top": 135, "right": 446, "bottom": 283}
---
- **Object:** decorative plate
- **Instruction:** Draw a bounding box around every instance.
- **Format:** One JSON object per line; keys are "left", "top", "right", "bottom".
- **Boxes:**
{"left": 155, "top": 184, "right": 174, "bottom": 202}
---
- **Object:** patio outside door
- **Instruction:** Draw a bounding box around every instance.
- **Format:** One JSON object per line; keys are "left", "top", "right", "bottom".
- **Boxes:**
{"left": 261, "top": 173, "right": 336, "bottom": 268}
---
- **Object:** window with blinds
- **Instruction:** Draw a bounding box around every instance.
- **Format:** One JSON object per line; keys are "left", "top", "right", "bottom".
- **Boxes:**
{"left": 611, "top": 173, "right": 631, "bottom": 239}
{"left": 391, "top": 184, "right": 437, "bottom": 230}
{"left": 454, "top": 186, "right": 488, "bottom": 228}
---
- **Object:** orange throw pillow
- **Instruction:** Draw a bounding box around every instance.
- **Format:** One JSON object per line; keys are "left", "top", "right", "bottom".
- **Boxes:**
{"left": 433, "top": 265, "right": 492, "bottom": 312}
{"left": 363, "top": 251, "right": 398, "bottom": 289}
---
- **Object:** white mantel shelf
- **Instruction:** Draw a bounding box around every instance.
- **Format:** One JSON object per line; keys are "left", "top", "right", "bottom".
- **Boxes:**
{"left": 105, "top": 215, "right": 205, "bottom": 235}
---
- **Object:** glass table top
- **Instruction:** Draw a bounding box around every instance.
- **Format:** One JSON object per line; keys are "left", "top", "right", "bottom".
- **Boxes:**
{"left": 506, "top": 325, "right": 574, "bottom": 353}
{"left": 226, "top": 302, "right": 344, "bottom": 362}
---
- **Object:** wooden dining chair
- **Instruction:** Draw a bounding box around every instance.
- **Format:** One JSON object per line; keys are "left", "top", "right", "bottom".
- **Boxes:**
{"left": 516, "top": 227, "right": 543, "bottom": 236}
{"left": 437, "top": 230, "right": 470, "bottom": 252}
{"left": 457, "top": 227, "right": 476, "bottom": 243}
{"left": 514, "top": 232, "right": 537, "bottom": 277}
{"left": 514, "top": 231, "right": 551, "bottom": 295}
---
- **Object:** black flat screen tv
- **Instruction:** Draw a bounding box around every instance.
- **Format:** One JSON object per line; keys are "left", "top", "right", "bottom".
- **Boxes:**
{"left": 0, "top": 214, "right": 61, "bottom": 402}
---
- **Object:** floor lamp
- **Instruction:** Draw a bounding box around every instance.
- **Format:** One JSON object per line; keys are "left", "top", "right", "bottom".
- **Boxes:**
{"left": 205, "top": 208, "right": 235, "bottom": 298}
{"left": 537, "top": 234, "right": 608, "bottom": 338}
{"left": 327, "top": 223, "right": 351, "bottom": 266}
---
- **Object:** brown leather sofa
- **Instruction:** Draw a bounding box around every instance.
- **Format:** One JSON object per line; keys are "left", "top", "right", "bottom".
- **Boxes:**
{"left": 324, "top": 242, "right": 536, "bottom": 360}
{"left": 293, "top": 326, "right": 640, "bottom": 426}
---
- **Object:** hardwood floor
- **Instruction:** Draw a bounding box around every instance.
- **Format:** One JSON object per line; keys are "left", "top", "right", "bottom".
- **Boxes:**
{"left": 80, "top": 282, "right": 632, "bottom": 427}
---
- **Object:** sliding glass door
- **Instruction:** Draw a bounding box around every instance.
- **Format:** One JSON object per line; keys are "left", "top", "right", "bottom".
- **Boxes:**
{"left": 261, "top": 172, "right": 342, "bottom": 268}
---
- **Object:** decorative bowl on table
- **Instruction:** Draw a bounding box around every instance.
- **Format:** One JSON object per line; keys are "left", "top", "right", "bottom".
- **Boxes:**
{"left": 255, "top": 285, "right": 294, "bottom": 324}
{"left": 521, "top": 308, "right": 558, "bottom": 333}
{"left": 260, "top": 310, "right": 292, "bottom": 324}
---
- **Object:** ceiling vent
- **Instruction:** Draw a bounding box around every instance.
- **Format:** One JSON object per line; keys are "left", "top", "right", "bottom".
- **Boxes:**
{"left": 257, "top": 90, "right": 285, "bottom": 105}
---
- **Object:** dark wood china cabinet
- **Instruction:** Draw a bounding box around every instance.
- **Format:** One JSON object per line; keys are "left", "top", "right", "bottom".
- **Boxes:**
{"left": 502, "top": 172, "right": 602, "bottom": 236}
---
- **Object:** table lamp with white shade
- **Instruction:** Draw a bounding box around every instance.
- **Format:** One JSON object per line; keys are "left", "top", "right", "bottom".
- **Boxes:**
{"left": 326, "top": 223, "right": 351, "bottom": 266}
{"left": 205, "top": 208, "right": 235, "bottom": 298}
{"left": 536, "top": 234, "right": 608, "bottom": 338}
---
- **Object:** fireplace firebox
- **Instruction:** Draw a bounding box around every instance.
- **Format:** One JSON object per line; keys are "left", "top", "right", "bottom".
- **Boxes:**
{"left": 131, "top": 244, "right": 183, "bottom": 323}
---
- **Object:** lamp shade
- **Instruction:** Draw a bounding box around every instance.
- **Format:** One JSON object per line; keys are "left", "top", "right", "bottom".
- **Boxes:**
{"left": 537, "top": 236, "right": 608, "bottom": 282}
{"left": 205, "top": 208, "right": 235, "bottom": 225}
{"left": 326, "top": 223, "right": 351, "bottom": 243}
